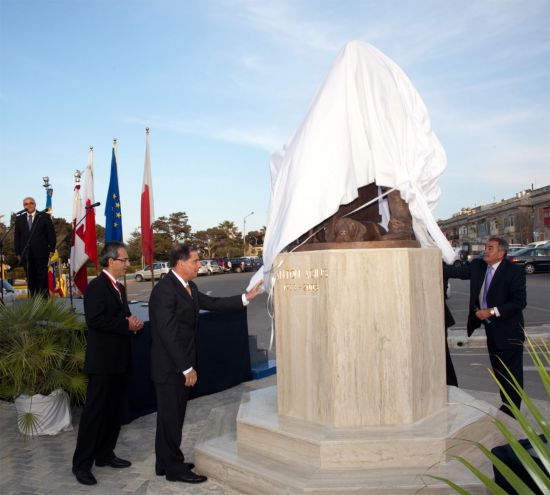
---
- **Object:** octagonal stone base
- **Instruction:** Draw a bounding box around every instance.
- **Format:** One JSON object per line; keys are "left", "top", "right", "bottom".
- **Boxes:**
{"left": 195, "top": 386, "right": 520, "bottom": 494}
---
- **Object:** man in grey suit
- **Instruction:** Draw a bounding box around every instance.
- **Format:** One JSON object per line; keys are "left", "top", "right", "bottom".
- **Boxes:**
{"left": 149, "top": 244, "right": 263, "bottom": 484}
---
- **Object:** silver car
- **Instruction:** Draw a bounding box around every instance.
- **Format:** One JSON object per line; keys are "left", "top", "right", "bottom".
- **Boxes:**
{"left": 199, "top": 260, "right": 223, "bottom": 275}
{"left": 134, "top": 262, "right": 170, "bottom": 282}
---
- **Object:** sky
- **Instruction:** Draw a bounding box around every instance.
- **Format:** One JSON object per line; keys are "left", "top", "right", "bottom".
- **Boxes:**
{"left": 1, "top": 0, "right": 549, "bottom": 238}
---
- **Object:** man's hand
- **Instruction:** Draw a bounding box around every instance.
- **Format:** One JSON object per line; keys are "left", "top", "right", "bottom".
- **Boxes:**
{"left": 245, "top": 280, "right": 264, "bottom": 302}
{"left": 475, "top": 308, "right": 493, "bottom": 321}
{"left": 127, "top": 315, "right": 144, "bottom": 332}
{"left": 184, "top": 369, "right": 197, "bottom": 387}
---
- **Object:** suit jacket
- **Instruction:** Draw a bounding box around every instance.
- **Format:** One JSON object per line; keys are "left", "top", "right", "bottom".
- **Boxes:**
{"left": 83, "top": 272, "right": 132, "bottom": 374}
{"left": 443, "top": 258, "right": 526, "bottom": 349}
{"left": 149, "top": 270, "right": 243, "bottom": 385}
{"left": 14, "top": 212, "right": 56, "bottom": 259}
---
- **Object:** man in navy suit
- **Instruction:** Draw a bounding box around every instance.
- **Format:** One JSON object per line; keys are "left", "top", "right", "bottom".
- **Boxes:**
{"left": 444, "top": 237, "right": 527, "bottom": 415}
{"left": 72, "top": 242, "right": 144, "bottom": 486}
{"left": 149, "top": 244, "right": 263, "bottom": 484}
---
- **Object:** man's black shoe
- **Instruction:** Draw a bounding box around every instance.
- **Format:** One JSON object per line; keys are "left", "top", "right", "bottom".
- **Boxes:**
{"left": 73, "top": 469, "right": 97, "bottom": 485}
{"left": 155, "top": 463, "right": 195, "bottom": 476}
{"left": 165, "top": 471, "right": 207, "bottom": 483}
{"left": 96, "top": 456, "right": 131, "bottom": 468}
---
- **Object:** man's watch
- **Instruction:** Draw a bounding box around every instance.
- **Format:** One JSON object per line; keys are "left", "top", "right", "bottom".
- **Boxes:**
{"left": 489, "top": 308, "right": 495, "bottom": 316}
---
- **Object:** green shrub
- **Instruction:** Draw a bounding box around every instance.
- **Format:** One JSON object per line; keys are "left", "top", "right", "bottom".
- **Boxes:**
{"left": 0, "top": 297, "right": 87, "bottom": 404}
{"left": 429, "top": 338, "right": 549, "bottom": 494}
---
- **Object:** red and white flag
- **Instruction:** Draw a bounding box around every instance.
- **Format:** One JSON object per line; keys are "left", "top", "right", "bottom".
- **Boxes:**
{"left": 70, "top": 182, "right": 87, "bottom": 294}
{"left": 141, "top": 128, "right": 155, "bottom": 267}
{"left": 83, "top": 146, "right": 98, "bottom": 268}
{"left": 70, "top": 147, "right": 98, "bottom": 294}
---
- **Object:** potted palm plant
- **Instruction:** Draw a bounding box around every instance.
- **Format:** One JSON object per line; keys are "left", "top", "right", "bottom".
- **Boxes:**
{"left": 429, "top": 337, "right": 549, "bottom": 493}
{"left": 0, "top": 297, "right": 87, "bottom": 435}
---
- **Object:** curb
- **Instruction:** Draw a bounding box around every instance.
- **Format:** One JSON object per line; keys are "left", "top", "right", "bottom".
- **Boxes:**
{"left": 448, "top": 325, "right": 550, "bottom": 349}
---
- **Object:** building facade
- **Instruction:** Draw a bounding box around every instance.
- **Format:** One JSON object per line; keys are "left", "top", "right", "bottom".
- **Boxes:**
{"left": 438, "top": 185, "right": 550, "bottom": 249}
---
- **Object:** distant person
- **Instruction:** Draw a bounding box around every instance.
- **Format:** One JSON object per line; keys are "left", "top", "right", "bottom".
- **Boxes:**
{"left": 72, "top": 242, "right": 144, "bottom": 486}
{"left": 149, "top": 244, "right": 263, "bottom": 484}
{"left": 14, "top": 197, "right": 56, "bottom": 296}
{"left": 444, "top": 238, "right": 526, "bottom": 416}
{"left": 443, "top": 277, "right": 458, "bottom": 387}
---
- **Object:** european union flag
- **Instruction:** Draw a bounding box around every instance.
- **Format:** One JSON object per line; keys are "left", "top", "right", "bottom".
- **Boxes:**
{"left": 105, "top": 144, "right": 123, "bottom": 242}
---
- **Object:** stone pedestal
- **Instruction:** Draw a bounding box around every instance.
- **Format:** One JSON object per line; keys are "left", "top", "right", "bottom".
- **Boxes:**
{"left": 195, "top": 249, "right": 517, "bottom": 494}
{"left": 274, "top": 248, "right": 446, "bottom": 427}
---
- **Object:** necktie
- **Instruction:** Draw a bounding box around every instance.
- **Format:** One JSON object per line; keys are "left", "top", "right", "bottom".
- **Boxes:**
{"left": 185, "top": 284, "right": 192, "bottom": 297}
{"left": 110, "top": 280, "right": 122, "bottom": 302}
{"left": 27, "top": 214, "right": 33, "bottom": 231}
{"left": 482, "top": 266, "right": 493, "bottom": 309}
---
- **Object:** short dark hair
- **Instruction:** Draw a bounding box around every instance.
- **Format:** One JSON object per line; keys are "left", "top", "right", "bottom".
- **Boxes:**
{"left": 169, "top": 244, "right": 198, "bottom": 268}
{"left": 100, "top": 241, "right": 127, "bottom": 267}
{"left": 488, "top": 237, "right": 508, "bottom": 255}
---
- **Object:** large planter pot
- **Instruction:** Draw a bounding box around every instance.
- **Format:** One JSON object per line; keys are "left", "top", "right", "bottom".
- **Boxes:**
{"left": 14, "top": 389, "right": 73, "bottom": 436}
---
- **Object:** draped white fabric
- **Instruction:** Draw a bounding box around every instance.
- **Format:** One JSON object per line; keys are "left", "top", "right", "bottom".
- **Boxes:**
{"left": 249, "top": 41, "right": 454, "bottom": 290}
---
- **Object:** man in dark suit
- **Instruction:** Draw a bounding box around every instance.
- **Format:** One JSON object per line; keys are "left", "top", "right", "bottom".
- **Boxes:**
{"left": 72, "top": 242, "right": 144, "bottom": 486}
{"left": 444, "top": 237, "right": 527, "bottom": 415}
{"left": 149, "top": 244, "right": 263, "bottom": 484}
{"left": 14, "top": 197, "right": 56, "bottom": 296}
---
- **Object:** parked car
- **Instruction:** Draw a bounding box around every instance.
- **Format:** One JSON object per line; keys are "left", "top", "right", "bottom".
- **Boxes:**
{"left": 508, "top": 247, "right": 550, "bottom": 274}
{"left": 507, "top": 246, "right": 526, "bottom": 255}
{"left": 134, "top": 261, "right": 170, "bottom": 281}
{"left": 525, "top": 240, "right": 549, "bottom": 249}
{"left": 217, "top": 257, "right": 230, "bottom": 271}
{"left": 228, "top": 257, "right": 261, "bottom": 273}
{"left": 198, "top": 262, "right": 209, "bottom": 276}
{"left": 201, "top": 259, "right": 223, "bottom": 275}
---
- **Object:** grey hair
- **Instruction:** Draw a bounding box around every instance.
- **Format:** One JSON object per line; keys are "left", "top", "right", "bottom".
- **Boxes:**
{"left": 100, "top": 241, "right": 127, "bottom": 267}
{"left": 488, "top": 237, "right": 508, "bottom": 255}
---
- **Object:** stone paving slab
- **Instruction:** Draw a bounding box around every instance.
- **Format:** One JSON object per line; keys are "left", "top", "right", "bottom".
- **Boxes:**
{"left": 0, "top": 377, "right": 275, "bottom": 495}
{"left": 1, "top": 373, "right": 548, "bottom": 495}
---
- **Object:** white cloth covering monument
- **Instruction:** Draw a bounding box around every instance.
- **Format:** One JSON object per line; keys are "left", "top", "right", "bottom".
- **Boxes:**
{"left": 195, "top": 41, "right": 518, "bottom": 494}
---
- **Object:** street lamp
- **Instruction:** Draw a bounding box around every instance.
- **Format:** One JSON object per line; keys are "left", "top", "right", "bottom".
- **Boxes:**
{"left": 243, "top": 211, "right": 254, "bottom": 256}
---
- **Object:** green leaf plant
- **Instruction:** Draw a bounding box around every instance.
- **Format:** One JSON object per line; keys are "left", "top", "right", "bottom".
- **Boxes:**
{"left": 0, "top": 297, "right": 87, "bottom": 435}
{"left": 428, "top": 337, "right": 550, "bottom": 494}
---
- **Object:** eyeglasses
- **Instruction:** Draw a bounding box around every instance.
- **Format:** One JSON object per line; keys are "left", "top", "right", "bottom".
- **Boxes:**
{"left": 114, "top": 258, "right": 130, "bottom": 263}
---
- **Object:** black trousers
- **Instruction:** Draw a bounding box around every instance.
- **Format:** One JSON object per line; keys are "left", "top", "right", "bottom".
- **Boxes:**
{"left": 154, "top": 381, "right": 191, "bottom": 476}
{"left": 23, "top": 254, "right": 49, "bottom": 296}
{"left": 487, "top": 341, "right": 524, "bottom": 411}
{"left": 445, "top": 327, "right": 458, "bottom": 387}
{"left": 72, "top": 373, "right": 128, "bottom": 472}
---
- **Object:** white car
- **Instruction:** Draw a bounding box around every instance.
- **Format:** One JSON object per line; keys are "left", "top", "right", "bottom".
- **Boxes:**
{"left": 134, "top": 262, "right": 170, "bottom": 282}
{"left": 205, "top": 260, "right": 223, "bottom": 274}
{"left": 199, "top": 260, "right": 223, "bottom": 275}
{"left": 526, "top": 240, "right": 548, "bottom": 249}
